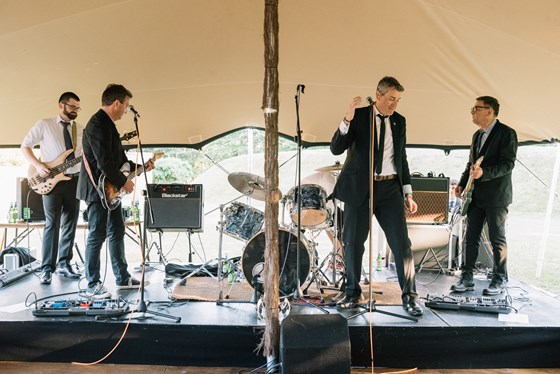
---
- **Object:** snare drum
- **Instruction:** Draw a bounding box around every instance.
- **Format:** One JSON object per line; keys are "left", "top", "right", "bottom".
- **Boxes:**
{"left": 285, "top": 184, "right": 330, "bottom": 228}
{"left": 241, "top": 229, "right": 310, "bottom": 296}
{"left": 222, "top": 202, "right": 264, "bottom": 241}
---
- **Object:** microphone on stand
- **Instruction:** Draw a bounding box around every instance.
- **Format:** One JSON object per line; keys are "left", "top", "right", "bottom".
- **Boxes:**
{"left": 366, "top": 96, "right": 374, "bottom": 106}
{"left": 128, "top": 105, "right": 140, "bottom": 117}
{"left": 297, "top": 84, "right": 305, "bottom": 94}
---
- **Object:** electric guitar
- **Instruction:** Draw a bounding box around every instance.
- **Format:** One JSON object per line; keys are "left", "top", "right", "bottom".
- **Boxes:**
{"left": 98, "top": 151, "right": 164, "bottom": 210}
{"left": 460, "top": 156, "right": 484, "bottom": 216}
{"left": 27, "top": 130, "right": 138, "bottom": 195}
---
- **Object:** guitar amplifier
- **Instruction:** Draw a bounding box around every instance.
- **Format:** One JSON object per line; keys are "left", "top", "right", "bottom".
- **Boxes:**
{"left": 405, "top": 176, "right": 449, "bottom": 224}
{"left": 17, "top": 177, "right": 45, "bottom": 222}
{"left": 144, "top": 184, "right": 203, "bottom": 232}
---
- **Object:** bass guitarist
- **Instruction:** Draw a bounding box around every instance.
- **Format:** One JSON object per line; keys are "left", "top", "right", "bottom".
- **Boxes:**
{"left": 21, "top": 92, "right": 83, "bottom": 284}
{"left": 77, "top": 84, "right": 154, "bottom": 298}
{"left": 452, "top": 96, "right": 518, "bottom": 296}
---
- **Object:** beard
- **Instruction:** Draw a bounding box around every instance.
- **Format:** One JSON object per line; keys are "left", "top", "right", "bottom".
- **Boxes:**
{"left": 64, "top": 109, "right": 78, "bottom": 121}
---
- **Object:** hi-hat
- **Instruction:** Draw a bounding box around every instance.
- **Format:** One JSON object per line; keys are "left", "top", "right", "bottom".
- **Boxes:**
{"left": 228, "top": 172, "right": 267, "bottom": 201}
{"left": 316, "top": 161, "right": 343, "bottom": 172}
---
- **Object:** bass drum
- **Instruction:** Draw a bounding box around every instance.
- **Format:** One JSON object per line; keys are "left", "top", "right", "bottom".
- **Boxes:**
{"left": 241, "top": 229, "right": 310, "bottom": 296}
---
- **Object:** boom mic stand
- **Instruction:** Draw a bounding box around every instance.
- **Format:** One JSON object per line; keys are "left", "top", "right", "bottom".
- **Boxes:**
{"left": 291, "top": 84, "right": 328, "bottom": 314}
{"left": 110, "top": 108, "right": 180, "bottom": 322}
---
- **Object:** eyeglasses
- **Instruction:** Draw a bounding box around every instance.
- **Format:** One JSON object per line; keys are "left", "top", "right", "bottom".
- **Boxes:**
{"left": 63, "top": 103, "right": 81, "bottom": 112}
{"left": 471, "top": 106, "right": 490, "bottom": 112}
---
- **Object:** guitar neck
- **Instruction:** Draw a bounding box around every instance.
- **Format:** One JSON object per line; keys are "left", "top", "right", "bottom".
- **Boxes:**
{"left": 51, "top": 155, "right": 82, "bottom": 175}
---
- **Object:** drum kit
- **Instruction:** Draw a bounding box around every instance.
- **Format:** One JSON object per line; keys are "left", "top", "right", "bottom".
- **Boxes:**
{"left": 217, "top": 162, "right": 345, "bottom": 300}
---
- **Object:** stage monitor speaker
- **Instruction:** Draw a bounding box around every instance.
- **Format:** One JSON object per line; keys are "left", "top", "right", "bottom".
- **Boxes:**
{"left": 144, "top": 184, "right": 203, "bottom": 232}
{"left": 280, "top": 314, "right": 350, "bottom": 374}
{"left": 406, "top": 176, "right": 449, "bottom": 224}
{"left": 16, "top": 177, "right": 45, "bottom": 222}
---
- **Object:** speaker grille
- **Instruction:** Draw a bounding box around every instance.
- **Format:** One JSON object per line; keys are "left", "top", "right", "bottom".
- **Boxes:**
{"left": 406, "top": 177, "right": 449, "bottom": 224}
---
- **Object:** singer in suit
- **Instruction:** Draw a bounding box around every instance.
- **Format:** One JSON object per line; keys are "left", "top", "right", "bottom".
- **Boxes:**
{"left": 77, "top": 84, "right": 154, "bottom": 299}
{"left": 452, "top": 96, "right": 518, "bottom": 295}
{"left": 330, "top": 76, "right": 422, "bottom": 316}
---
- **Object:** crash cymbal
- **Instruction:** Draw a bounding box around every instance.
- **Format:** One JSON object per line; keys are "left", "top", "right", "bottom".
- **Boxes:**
{"left": 315, "top": 161, "right": 342, "bottom": 172}
{"left": 228, "top": 172, "right": 267, "bottom": 201}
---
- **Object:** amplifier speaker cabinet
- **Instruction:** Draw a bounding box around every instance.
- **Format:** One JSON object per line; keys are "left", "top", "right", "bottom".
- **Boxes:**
{"left": 405, "top": 176, "right": 449, "bottom": 224}
{"left": 17, "top": 177, "right": 45, "bottom": 222}
{"left": 280, "top": 314, "right": 350, "bottom": 374}
{"left": 144, "top": 184, "right": 203, "bottom": 232}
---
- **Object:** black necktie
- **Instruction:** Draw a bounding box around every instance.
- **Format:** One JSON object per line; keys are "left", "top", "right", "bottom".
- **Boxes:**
{"left": 475, "top": 130, "right": 484, "bottom": 156}
{"left": 375, "top": 114, "right": 387, "bottom": 174}
{"left": 62, "top": 121, "right": 75, "bottom": 160}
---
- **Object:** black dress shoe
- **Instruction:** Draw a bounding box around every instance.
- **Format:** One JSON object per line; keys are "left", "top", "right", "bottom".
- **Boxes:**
{"left": 39, "top": 270, "right": 52, "bottom": 285}
{"left": 403, "top": 300, "right": 423, "bottom": 317}
{"left": 56, "top": 264, "right": 81, "bottom": 279}
{"left": 336, "top": 295, "right": 361, "bottom": 309}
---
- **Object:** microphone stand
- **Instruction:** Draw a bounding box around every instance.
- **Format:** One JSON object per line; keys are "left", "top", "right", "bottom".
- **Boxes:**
{"left": 292, "top": 84, "right": 328, "bottom": 314}
{"left": 109, "top": 110, "right": 180, "bottom": 322}
{"left": 346, "top": 98, "right": 416, "bottom": 322}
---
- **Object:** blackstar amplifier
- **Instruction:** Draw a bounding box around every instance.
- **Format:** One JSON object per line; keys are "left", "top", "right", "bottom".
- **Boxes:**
{"left": 144, "top": 184, "right": 203, "bottom": 232}
{"left": 405, "top": 176, "right": 449, "bottom": 224}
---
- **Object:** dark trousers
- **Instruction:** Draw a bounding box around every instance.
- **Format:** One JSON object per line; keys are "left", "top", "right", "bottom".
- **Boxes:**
{"left": 463, "top": 203, "right": 509, "bottom": 281}
{"left": 84, "top": 201, "right": 130, "bottom": 288}
{"left": 41, "top": 177, "right": 80, "bottom": 272}
{"left": 342, "top": 179, "right": 418, "bottom": 303}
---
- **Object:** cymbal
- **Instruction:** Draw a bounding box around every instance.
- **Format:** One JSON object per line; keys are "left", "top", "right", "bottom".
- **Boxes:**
{"left": 228, "top": 172, "right": 267, "bottom": 201}
{"left": 315, "top": 161, "right": 342, "bottom": 172}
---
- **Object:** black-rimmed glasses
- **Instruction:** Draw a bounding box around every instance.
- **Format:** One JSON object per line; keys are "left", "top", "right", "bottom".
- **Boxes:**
{"left": 63, "top": 103, "right": 81, "bottom": 112}
{"left": 471, "top": 106, "right": 489, "bottom": 112}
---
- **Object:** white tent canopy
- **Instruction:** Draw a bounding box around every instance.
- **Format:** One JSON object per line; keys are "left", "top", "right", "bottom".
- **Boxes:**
{"left": 1, "top": 0, "right": 559, "bottom": 148}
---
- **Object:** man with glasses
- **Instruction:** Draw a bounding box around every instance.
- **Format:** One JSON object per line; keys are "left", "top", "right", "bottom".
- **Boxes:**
{"left": 452, "top": 96, "right": 518, "bottom": 295}
{"left": 21, "top": 92, "right": 83, "bottom": 284}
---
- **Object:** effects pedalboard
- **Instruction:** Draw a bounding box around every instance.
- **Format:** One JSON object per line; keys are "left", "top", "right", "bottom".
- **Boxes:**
{"left": 424, "top": 294, "right": 512, "bottom": 314}
{"left": 32, "top": 298, "right": 128, "bottom": 317}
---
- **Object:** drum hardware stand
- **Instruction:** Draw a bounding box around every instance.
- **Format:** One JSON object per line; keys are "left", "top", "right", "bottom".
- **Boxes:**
{"left": 101, "top": 107, "right": 180, "bottom": 323}
{"left": 215, "top": 203, "right": 258, "bottom": 306}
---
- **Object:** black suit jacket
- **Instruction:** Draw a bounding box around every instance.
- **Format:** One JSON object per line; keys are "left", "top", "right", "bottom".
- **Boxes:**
{"left": 77, "top": 109, "right": 135, "bottom": 203}
{"left": 330, "top": 105, "right": 412, "bottom": 207}
{"left": 459, "top": 120, "right": 518, "bottom": 208}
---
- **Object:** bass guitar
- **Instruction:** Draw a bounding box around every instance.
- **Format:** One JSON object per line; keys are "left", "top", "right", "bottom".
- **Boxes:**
{"left": 27, "top": 130, "right": 138, "bottom": 195}
{"left": 98, "top": 151, "right": 164, "bottom": 210}
{"left": 460, "top": 156, "right": 484, "bottom": 216}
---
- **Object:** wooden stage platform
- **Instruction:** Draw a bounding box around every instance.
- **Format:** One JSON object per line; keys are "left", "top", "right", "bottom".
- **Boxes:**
{"left": 0, "top": 259, "right": 559, "bottom": 370}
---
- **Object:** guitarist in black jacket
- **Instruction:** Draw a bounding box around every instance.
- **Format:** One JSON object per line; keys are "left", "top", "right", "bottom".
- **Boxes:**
{"left": 452, "top": 96, "right": 518, "bottom": 295}
{"left": 77, "top": 84, "right": 154, "bottom": 298}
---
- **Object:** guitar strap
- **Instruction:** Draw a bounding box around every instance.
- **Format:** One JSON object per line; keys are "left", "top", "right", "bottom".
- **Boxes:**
{"left": 82, "top": 155, "right": 98, "bottom": 189}
{"left": 71, "top": 121, "right": 77, "bottom": 149}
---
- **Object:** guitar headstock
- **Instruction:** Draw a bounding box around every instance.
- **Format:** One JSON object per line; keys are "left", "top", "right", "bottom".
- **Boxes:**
{"left": 152, "top": 151, "right": 165, "bottom": 161}
{"left": 120, "top": 130, "right": 138, "bottom": 142}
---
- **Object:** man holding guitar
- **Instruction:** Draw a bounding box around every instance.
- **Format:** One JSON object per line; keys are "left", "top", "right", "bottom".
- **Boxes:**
{"left": 452, "top": 96, "right": 518, "bottom": 296}
{"left": 21, "top": 92, "right": 83, "bottom": 284}
{"left": 77, "top": 84, "right": 155, "bottom": 298}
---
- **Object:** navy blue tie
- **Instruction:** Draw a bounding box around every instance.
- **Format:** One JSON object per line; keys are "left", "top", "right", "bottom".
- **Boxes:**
{"left": 62, "top": 121, "right": 75, "bottom": 160}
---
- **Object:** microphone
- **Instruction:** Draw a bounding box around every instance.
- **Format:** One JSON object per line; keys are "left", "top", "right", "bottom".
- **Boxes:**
{"left": 128, "top": 105, "right": 139, "bottom": 116}
{"left": 366, "top": 96, "right": 374, "bottom": 106}
{"left": 297, "top": 84, "right": 305, "bottom": 94}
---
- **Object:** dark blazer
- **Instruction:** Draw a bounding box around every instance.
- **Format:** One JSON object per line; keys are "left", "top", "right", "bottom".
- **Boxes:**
{"left": 330, "top": 105, "right": 412, "bottom": 207}
{"left": 459, "top": 120, "right": 518, "bottom": 208}
{"left": 77, "top": 109, "right": 135, "bottom": 203}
